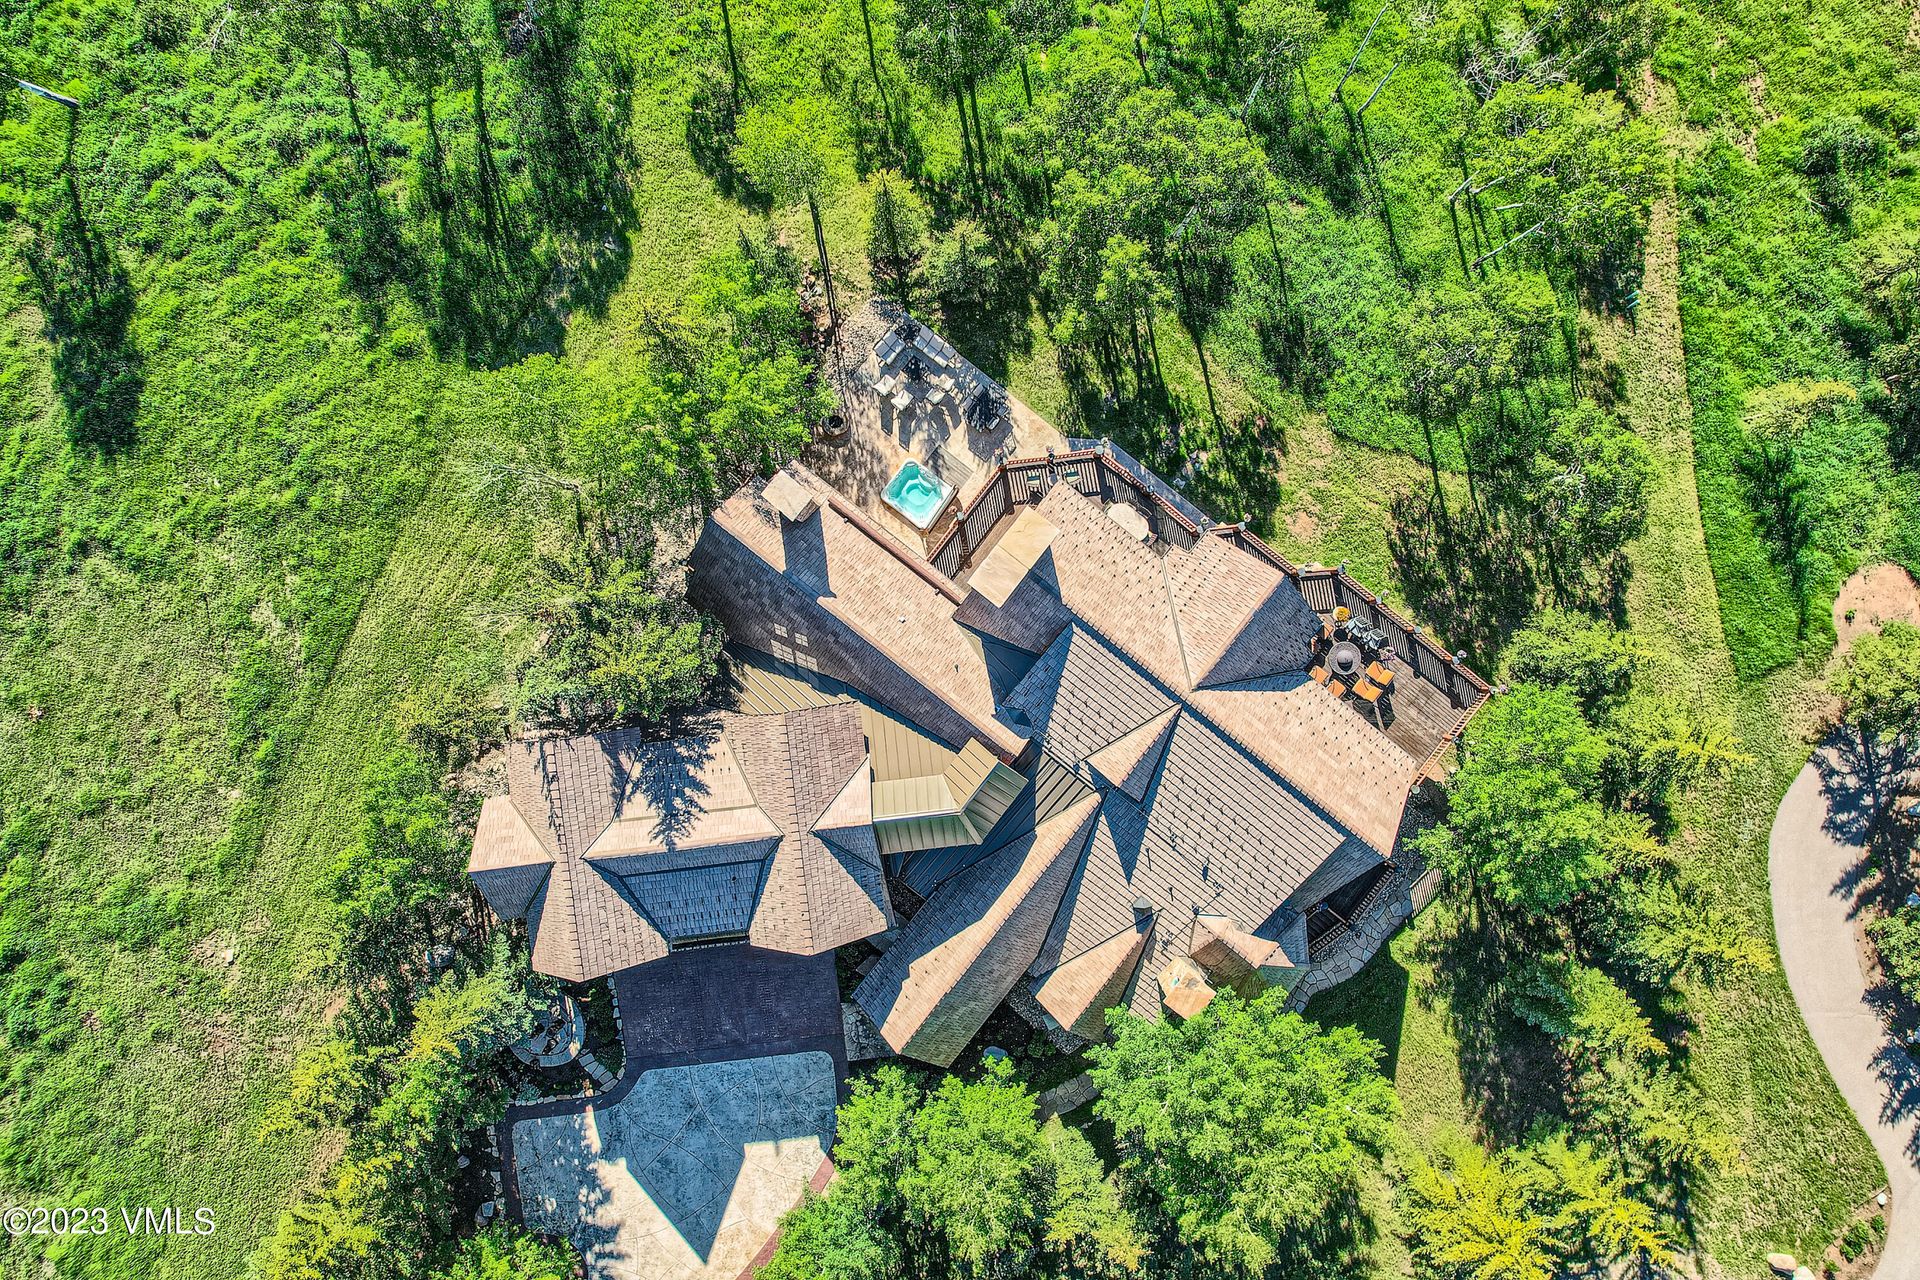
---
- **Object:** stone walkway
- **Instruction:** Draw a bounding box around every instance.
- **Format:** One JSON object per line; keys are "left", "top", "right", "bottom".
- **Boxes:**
{"left": 1288, "top": 861, "right": 1437, "bottom": 1010}
{"left": 513, "top": 1052, "right": 839, "bottom": 1280}
{"left": 1035, "top": 1072, "right": 1099, "bottom": 1120}
{"left": 1770, "top": 740, "right": 1915, "bottom": 1278}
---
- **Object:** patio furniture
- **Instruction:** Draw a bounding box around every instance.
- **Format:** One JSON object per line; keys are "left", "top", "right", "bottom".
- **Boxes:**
{"left": 1327, "top": 640, "right": 1364, "bottom": 680}
{"left": 890, "top": 390, "right": 913, "bottom": 413}
{"left": 1310, "top": 665, "right": 1330, "bottom": 686}
{"left": 1328, "top": 678, "right": 1348, "bottom": 699}
{"left": 926, "top": 387, "right": 947, "bottom": 406}
{"left": 1351, "top": 676, "right": 1386, "bottom": 727}
{"left": 1365, "top": 660, "right": 1395, "bottom": 689}
{"left": 875, "top": 374, "right": 898, "bottom": 397}
{"left": 876, "top": 332, "right": 903, "bottom": 364}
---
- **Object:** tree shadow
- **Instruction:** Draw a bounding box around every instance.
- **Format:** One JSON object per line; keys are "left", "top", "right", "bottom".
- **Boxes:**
{"left": 934, "top": 273, "right": 1040, "bottom": 390}
{"left": 1410, "top": 901, "right": 1571, "bottom": 1148}
{"left": 1387, "top": 488, "right": 1538, "bottom": 669}
{"left": 311, "top": 16, "right": 640, "bottom": 369}
{"left": 1306, "top": 947, "right": 1411, "bottom": 1080}
{"left": 23, "top": 213, "right": 144, "bottom": 454}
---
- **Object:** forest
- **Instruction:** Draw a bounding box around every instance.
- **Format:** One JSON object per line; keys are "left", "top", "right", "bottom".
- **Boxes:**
{"left": 0, "top": 0, "right": 1917, "bottom": 1274}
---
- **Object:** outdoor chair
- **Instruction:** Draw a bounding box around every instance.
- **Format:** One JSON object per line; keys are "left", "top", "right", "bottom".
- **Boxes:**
{"left": 1352, "top": 677, "right": 1385, "bottom": 727}
{"left": 1364, "top": 660, "right": 1395, "bottom": 689}
{"left": 890, "top": 390, "right": 913, "bottom": 413}
{"left": 1310, "top": 665, "right": 1330, "bottom": 685}
{"left": 1328, "top": 678, "right": 1348, "bottom": 699}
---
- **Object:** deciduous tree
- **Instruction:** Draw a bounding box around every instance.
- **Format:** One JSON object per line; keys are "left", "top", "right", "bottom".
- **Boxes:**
{"left": 1090, "top": 990, "right": 1396, "bottom": 1272}
{"left": 1415, "top": 683, "right": 1643, "bottom": 915}
{"left": 1830, "top": 619, "right": 1920, "bottom": 793}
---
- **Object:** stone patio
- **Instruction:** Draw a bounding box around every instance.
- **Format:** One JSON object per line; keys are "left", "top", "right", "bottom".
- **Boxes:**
{"left": 512, "top": 1051, "right": 837, "bottom": 1280}
{"left": 809, "top": 299, "right": 1064, "bottom": 554}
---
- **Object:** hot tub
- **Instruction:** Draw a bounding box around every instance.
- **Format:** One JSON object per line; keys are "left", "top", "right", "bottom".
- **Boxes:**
{"left": 882, "top": 459, "right": 955, "bottom": 531}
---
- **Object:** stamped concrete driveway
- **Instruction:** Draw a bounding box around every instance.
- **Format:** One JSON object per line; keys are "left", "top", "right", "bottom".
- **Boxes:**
{"left": 513, "top": 1051, "right": 836, "bottom": 1280}
{"left": 1771, "top": 742, "right": 1920, "bottom": 1277}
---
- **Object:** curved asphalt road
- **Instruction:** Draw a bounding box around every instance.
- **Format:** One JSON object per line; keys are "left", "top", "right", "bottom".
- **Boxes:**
{"left": 1771, "top": 743, "right": 1920, "bottom": 1277}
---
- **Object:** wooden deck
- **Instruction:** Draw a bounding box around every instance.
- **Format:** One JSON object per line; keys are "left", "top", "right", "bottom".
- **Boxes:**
{"left": 1343, "top": 645, "right": 1465, "bottom": 767}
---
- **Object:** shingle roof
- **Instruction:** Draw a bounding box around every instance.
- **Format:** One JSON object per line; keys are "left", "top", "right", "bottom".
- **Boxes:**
{"left": 1002, "top": 625, "right": 1378, "bottom": 1020}
{"left": 469, "top": 797, "right": 553, "bottom": 920}
{"left": 1031, "top": 919, "right": 1153, "bottom": 1039}
{"left": 852, "top": 793, "right": 1101, "bottom": 1066}
{"left": 473, "top": 704, "right": 889, "bottom": 981}
{"left": 682, "top": 461, "right": 1426, "bottom": 1046}
{"left": 999, "top": 485, "right": 1415, "bottom": 854}
{"left": 690, "top": 466, "right": 1030, "bottom": 764}
{"left": 1083, "top": 706, "right": 1178, "bottom": 802}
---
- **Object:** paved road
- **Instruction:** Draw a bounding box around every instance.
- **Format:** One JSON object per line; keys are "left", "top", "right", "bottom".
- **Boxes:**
{"left": 1771, "top": 743, "right": 1920, "bottom": 1277}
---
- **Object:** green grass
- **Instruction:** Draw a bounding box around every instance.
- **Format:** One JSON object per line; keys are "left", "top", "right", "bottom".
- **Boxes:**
{"left": 1658, "top": 0, "right": 1920, "bottom": 676}
{"left": 0, "top": 0, "right": 1905, "bottom": 1275}
{"left": 1306, "top": 161, "right": 1885, "bottom": 1276}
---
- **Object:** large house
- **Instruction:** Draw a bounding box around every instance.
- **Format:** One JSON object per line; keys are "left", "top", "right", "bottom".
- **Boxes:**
{"left": 469, "top": 445, "right": 1485, "bottom": 1067}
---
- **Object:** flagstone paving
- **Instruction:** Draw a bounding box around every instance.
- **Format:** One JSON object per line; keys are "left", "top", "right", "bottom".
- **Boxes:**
{"left": 512, "top": 1051, "right": 837, "bottom": 1280}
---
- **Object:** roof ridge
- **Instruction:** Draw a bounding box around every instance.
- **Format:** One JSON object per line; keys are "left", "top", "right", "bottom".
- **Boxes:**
{"left": 1157, "top": 533, "right": 1198, "bottom": 690}
{"left": 1085, "top": 705, "right": 1180, "bottom": 803}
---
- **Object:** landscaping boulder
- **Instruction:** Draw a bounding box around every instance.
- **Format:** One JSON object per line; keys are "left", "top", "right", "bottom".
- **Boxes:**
{"left": 1764, "top": 1255, "right": 1796, "bottom": 1277}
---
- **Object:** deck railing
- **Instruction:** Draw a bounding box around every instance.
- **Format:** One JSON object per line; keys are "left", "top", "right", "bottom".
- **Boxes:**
{"left": 926, "top": 444, "right": 1491, "bottom": 767}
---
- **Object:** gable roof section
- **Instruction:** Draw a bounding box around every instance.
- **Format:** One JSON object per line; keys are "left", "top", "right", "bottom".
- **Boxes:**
{"left": 853, "top": 793, "right": 1101, "bottom": 1067}
{"left": 484, "top": 703, "right": 889, "bottom": 981}
{"left": 998, "top": 626, "right": 1174, "bottom": 765}
{"left": 469, "top": 796, "right": 554, "bottom": 921}
{"left": 622, "top": 861, "right": 766, "bottom": 943}
{"left": 1031, "top": 920, "right": 1153, "bottom": 1040}
{"left": 690, "top": 466, "right": 1028, "bottom": 764}
{"left": 1165, "top": 532, "right": 1321, "bottom": 688}
{"left": 1085, "top": 706, "right": 1178, "bottom": 802}
{"left": 812, "top": 755, "right": 874, "bottom": 842}
{"left": 1003, "top": 485, "right": 1412, "bottom": 853}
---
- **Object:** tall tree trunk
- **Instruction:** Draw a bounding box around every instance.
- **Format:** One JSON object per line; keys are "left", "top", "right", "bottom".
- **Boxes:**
{"left": 1420, "top": 417, "right": 1449, "bottom": 520}
{"left": 954, "top": 87, "right": 980, "bottom": 206}
{"left": 967, "top": 78, "right": 990, "bottom": 193}
{"left": 1145, "top": 307, "right": 1164, "bottom": 386}
{"left": 472, "top": 62, "right": 507, "bottom": 264}
{"left": 808, "top": 193, "right": 838, "bottom": 328}
{"left": 1454, "top": 417, "right": 1481, "bottom": 514}
{"left": 1193, "top": 322, "right": 1223, "bottom": 427}
{"left": 335, "top": 40, "right": 380, "bottom": 202}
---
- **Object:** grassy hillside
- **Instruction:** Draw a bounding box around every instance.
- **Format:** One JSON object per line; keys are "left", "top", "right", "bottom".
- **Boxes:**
{"left": 0, "top": 0, "right": 1912, "bottom": 1274}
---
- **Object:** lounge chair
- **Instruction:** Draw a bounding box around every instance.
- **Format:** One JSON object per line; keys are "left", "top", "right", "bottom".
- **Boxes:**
{"left": 1352, "top": 677, "right": 1385, "bottom": 728}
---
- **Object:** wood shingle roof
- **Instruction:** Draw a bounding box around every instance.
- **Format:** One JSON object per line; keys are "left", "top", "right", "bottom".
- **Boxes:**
{"left": 472, "top": 704, "right": 889, "bottom": 981}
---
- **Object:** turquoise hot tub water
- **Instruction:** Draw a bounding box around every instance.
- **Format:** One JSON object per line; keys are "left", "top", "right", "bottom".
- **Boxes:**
{"left": 882, "top": 459, "right": 953, "bottom": 530}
